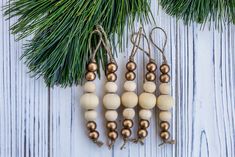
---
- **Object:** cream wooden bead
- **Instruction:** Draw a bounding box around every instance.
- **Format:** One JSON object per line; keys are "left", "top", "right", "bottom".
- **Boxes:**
{"left": 159, "top": 111, "right": 171, "bottom": 122}
{"left": 124, "top": 81, "right": 136, "bottom": 92}
{"left": 103, "top": 94, "right": 120, "bottom": 109}
{"left": 157, "top": 95, "right": 174, "bottom": 110}
{"left": 105, "top": 110, "right": 118, "bottom": 121}
{"left": 83, "top": 82, "right": 96, "bottom": 92}
{"left": 143, "top": 81, "right": 156, "bottom": 93}
{"left": 121, "top": 92, "right": 138, "bottom": 108}
{"left": 80, "top": 93, "right": 99, "bottom": 110}
{"left": 105, "top": 82, "right": 118, "bottom": 93}
{"left": 139, "top": 92, "right": 156, "bottom": 109}
{"left": 85, "top": 110, "right": 97, "bottom": 121}
{"left": 159, "top": 83, "right": 170, "bottom": 95}
{"left": 123, "top": 108, "right": 135, "bottom": 119}
{"left": 139, "top": 109, "right": 152, "bottom": 120}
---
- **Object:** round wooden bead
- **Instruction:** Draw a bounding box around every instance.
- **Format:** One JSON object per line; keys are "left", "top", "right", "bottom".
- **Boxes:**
{"left": 121, "top": 92, "right": 138, "bottom": 108}
{"left": 126, "top": 61, "right": 136, "bottom": 71}
{"left": 107, "top": 62, "right": 118, "bottom": 73}
{"left": 107, "top": 73, "right": 117, "bottom": 82}
{"left": 159, "top": 83, "right": 170, "bottom": 95}
{"left": 105, "top": 110, "right": 118, "bottom": 121}
{"left": 84, "top": 110, "right": 97, "bottom": 121}
{"left": 157, "top": 95, "right": 174, "bottom": 110}
{"left": 146, "top": 72, "right": 156, "bottom": 81}
{"left": 160, "top": 64, "right": 170, "bottom": 74}
{"left": 143, "top": 81, "right": 156, "bottom": 93}
{"left": 84, "top": 82, "right": 96, "bottom": 93}
{"left": 103, "top": 94, "right": 120, "bottom": 109}
{"left": 123, "top": 108, "right": 135, "bottom": 119}
{"left": 139, "top": 92, "right": 156, "bottom": 109}
{"left": 80, "top": 93, "right": 99, "bottom": 110}
{"left": 160, "top": 74, "right": 170, "bottom": 83}
{"left": 139, "top": 109, "right": 152, "bottom": 120}
{"left": 146, "top": 62, "right": 157, "bottom": 72}
{"left": 85, "top": 72, "right": 96, "bottom": 81}
{"left": 159, "top": 111, "right": 172, "bottom": 122}
{"left": 87, "top": 62, "right": 98, "bottom": 72}
{"left": 105, "top": 82, "right": 118, "bottom": 93}
{"left": 124, "top": 81, "right": 136, "bottom": 92}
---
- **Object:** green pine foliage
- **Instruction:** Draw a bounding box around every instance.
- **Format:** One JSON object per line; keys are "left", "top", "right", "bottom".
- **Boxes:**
{"left": 4, "top": 0, "right": 152, "bottom": 87}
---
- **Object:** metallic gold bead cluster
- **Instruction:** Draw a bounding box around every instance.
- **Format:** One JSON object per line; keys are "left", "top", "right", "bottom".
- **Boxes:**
{"left": 159, "top": 121, "right": 171, "bottom": 140}
{"left": 146, "top": 62, "right": 157, "bottom": 81}
{"left": 87, "top": 121, "right": 100, "bottom": 140}
{"left": 86, "top": 62, "right": 98, "bottom": 81}
{"left": 159, "top": 64, "right": 170, "bottom": 83}
{"left": 106, "top": 122, "right": 118, "bottom": 140}
{"left": 121, "top": 119, "right": 133, "bottom": 139}
{"left": 125, "top": 61, "right": 136, "bottom": 81}
{"left": 137, "top": 120, "right": 149, "bottom": 139}
{"left": 106, "top": 62, "right": 118, "bottom": 82}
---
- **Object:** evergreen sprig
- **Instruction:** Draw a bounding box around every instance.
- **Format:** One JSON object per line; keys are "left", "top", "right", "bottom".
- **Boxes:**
{"left": 4, "top": 0, "right": 152, "bottom": 87}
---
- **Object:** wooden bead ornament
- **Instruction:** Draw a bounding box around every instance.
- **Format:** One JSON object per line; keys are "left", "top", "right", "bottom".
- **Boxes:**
{"left": 149, "top": 26, "right": 175, "bottom": 145}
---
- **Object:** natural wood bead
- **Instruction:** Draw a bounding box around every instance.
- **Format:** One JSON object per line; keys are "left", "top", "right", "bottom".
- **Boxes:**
{"left": 126, "top": 61, "right": 136, "bottom": 71}
{"left": 139, "top": 120, "right": 149, "bottom": 129}
{"left": 139, "top": 92, "right": 156, "bottom": 109}
{"left": 89, "top": 131, "right": 99, "bottom": 140}
{"left": 107, "top": 62, "right": 118, "bottom": 73}
{"left": 85, "top": 110, "right": 97, "bottom": 121}
{"left": 87, "top": 121, "right": 97, "bottom": 131}
{"left": 87, "top": 62, "right": 98, "bottom": 72}
{"left": 122, "top": 119, "right": 133, "bottom": 128}
{"left": 121, "top": 128, "right": 131, "bottom": 138}
{"left": 124, "top": 81, "right": 136, "bottom": 92}
{"left": 85, "top": 72, "right": 96, "bottom": 81}
{"left": 143, "top": 81, "right": 156, "bottom": 93}
{"left": 80, "top": 93, "right": 99, "bottom": 110}
{"left": 123, "top": 108, "right": 135, "bottom": 119}
{"left": 160, "top": 74, "right": 170, "bottom": 83}
{"left": 146, "top": 72, "right": 156, "bottom": 81}
{"left": 107, "top": 73, "right": 117, "bottom": 82}
{"left": 146, "top": 62, "right": 157, "bottom": 72}
{"left": 160, "top": 121, "right": 170, "bottom": 131}
{"left": 160, "top": 131, "right": 170, "bottom": 140}
{"left": 84, "top": 82, "right": 96, "bottom": 93}
{"left": 105, "top": 110, "right": 118, "bottom": 121}
{"left": 103, "top": 93, "right": 120, "bottom": 109}
{"left": 159, "top": 83, "right": 170, "bottom": 95}
{"left": 121, "top": 92, "right": 138, "bottom": 108}
{"left": 138, "top": 129, "right": 148, "bottom": 138}
{"left": 160, "top": 64, "right": 170, "bottom": 74}
{"left": 108, "top": 131, "right": 118, "bottom": 140}
{"left": 106, "top": 122, "right": 117, "bottom": 131}
{"left": 159, "top": 111, "right": 172, "bottom": 122}
{"left": 157, "top": 95, "right": 174, "bottom": 110}
{"left": 105, "top": 82, "right": 118, "bottom": 93}
{"left": 139, "top": 109, "right": 152, "bottom": 120}
{"left": 125, "top": 71, "right": 136, "bottom": 81}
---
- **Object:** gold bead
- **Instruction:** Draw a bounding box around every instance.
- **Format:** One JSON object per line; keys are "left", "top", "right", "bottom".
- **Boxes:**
{"left": 146, "top": 72, "right": 156, "bottom": 81}
{"left": 160, "top": 121, "right": 170, "bottom": 131}
{"left": 108, "top": 131, "right": 118, "bottom": 140}
{"left": 146, "top": 62, "right": 157, "bottom": 72}
{"left": 139, "top": 120, "right": 149, "bottom": 129}
{"left": 107, "top": 63, "right": 118, "bottom": 73}
{"left": 160, "top": 74, "right": 170, "bottom": 83}
{"left": 138, "top": 129, "right": 148, "bottom": 138}
{"left": 87, "top": 121, "right": 97, "bottom": 131}
{"left": 106, "top": 121, "right": 117, "bottom": 131}
{"left": 160, "top": 64, "right": 170, "bottom": 74}
{"left": 125, "top": 71, "right": 136, "bottom": 81}
{"left": 121, "top": 128, "right": 131, "bottom": 138}
{"left": 85, "top": 72, "right": 96, "bottom": 81}
{"left": 107, "top": 73, "right": 117, "bottom": 82}
{"left": 126, "top": 61, "right": 136, "bottom": 71}
{"left": 122, "top": 119, "right": 133, "bottom": 128}
{"left": 160, "top": 131, "right": 170, "bottom": 140}
{"left": 89, "top": 131, "right": 99, "bottom": 140}
{"left": 87, "top": 62, "right": 98, "bottom": 72}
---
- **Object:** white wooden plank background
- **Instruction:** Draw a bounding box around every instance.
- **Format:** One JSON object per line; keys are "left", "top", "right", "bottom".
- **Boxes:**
{"left": 1, "top": 1, "right": 235, "bottom": 157}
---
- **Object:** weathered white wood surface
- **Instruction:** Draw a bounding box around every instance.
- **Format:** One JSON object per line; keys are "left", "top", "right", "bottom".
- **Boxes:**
{"left": 0, "top": 0, "right": 235, "bottom": 157}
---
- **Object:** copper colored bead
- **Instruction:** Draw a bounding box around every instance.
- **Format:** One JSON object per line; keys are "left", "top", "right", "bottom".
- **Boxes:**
{"left": 160, "top": 74, "right": 170, "bottom": 83}
{"left": 107, "top": 73, "right": 117, "bottom": 82}
{"left": 89, "top": 131, "right": 99, "bottom": 140}
{"left": 160, "top": 131, "right": 170, "bottom": 140}
{"left": 160, "top": 121, "right": 170, "bottom": 131}
{"left": 108, "top": 131, "right": 118, "bottom": 140}
{"left": 146, "top": 62, "right": 157, "bottom": 72}
{"left": 126, "top": 61, "right": 136, "bottom": 71}
{"left": 138, "top": 129, "right": 148, "bottom": 138}
{"left": 139, "top": 120, "right": 150, "bottom": 129}
{"left": 160, "top": 64, "right": 170, "bottom": 74}
{"left": 107, "top": 63, "right": 118, "bottom": 73}
{"left": 125, "top": 71, "right": 136, "bottom": 81}
{"left": 122, "top": 119, "right": 133, "bottom": 128}
{"left": 85, "top": 72, "right": 96, "bottom": 81}
{"left": 106, "top": 121, "right": 117, "bottom": 131}
{"left": 146, "top": 72, "right": 156, "bottom": 81}
{"left": 87, "top": 62, "right": 98, "bottom": 72}
{"left": 87, "top": 121, "right": 97, "bottom": 131}
{"left": 121, "top": 128, "right": 131, "bottom": 138}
